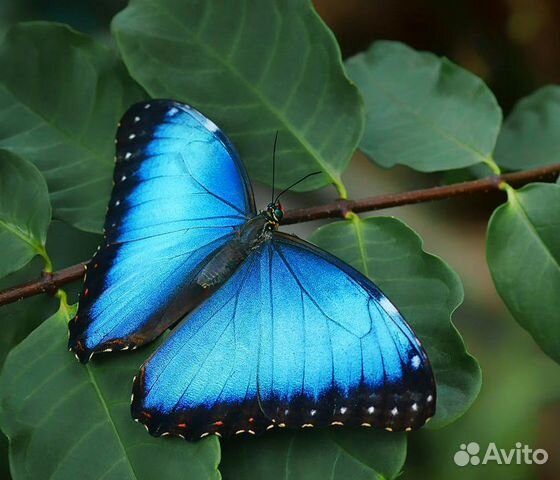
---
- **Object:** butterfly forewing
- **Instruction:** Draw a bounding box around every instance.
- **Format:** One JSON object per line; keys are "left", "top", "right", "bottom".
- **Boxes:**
{"left": 69, "top": 100, "right": 255, "bottom": 362}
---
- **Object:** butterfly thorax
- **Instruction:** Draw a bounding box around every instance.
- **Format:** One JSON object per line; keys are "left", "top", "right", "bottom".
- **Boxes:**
{"left": 195, "top": 211, "right": 274, "bottom": 289}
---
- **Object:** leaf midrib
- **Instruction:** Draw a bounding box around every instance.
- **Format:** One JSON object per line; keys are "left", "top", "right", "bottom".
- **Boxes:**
{"left": 364, "top": 71, "right": 490, "bottom": 163}
{"left": 328, "top": 434, "right": 387, "bottom": 479}
{"left": 0, "top": 83, "right": 110, "bottom": 167}
{"left": 350, "top": 214, "right": 370, "bottom": 277}
{"left": 509, "top": 189, "right": 560, "bottom": 271}
{"left": 131, "top": 0, "right": 345, "bottom": 193}
{"left": 0, "top": 217, "right": 41, "bottom": 253}
{"left": 85, "top": 365, "right": 139, "bottom": 480}
{"left": 57, "top": 292, "right": 139, "bottom": 480}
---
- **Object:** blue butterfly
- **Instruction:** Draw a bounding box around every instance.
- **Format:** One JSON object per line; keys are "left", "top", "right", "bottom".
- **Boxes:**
{"left": 69, "top": 100, "right": 436, "bottom": 440}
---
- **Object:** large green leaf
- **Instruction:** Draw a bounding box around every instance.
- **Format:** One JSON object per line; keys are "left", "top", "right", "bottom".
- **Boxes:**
{"left": 494, "top": 85, "right": 560, "bottom": 171}
{"left": 112, "top": 0, "right": 363, "bottom": 198}
{"left": 0, "top": 301, "right": 221, "bottom": 479}
{"left": 0, "top": 149, "right": 50, "bottom": 278}
{"left": 309, "top": 216, "right": 481, "bottom": 428}
{"left": 0, "top": 261, "right": 56, "bottom": 480}
{"left": 346, "top": 41, "right": 502, "bottom": 172}
{"left": 487, "top": 182, "right": 560, "bottom": 363}
{"left": 0, "top": 22, "right": 145, "bottom": 233}
{"left": 0, "top": 220, "right": 101, "bottom": 370}
{"left": 0, "top": 222, "right": 101, "bottom": 480}
{"left": 220, "top": 429, "right": 406, "bottom": 480}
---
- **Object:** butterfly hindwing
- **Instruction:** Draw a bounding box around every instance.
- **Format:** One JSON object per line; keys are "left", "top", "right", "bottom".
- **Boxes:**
{"left": 258, "top": 233, "right": 436, "bottom": 432}
{"left": 69, "top": 100, "right": 255, "bottom": 362}
{"left": 132, "top": 232, "right": 435, "bottom": 439}
{"left": 132, "top": 253, "right": 270, "bottom": 440}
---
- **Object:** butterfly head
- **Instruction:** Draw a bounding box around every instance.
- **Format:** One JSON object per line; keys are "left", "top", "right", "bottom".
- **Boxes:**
{"left": 265, "top": 202, "right": 284, "bottom": 226}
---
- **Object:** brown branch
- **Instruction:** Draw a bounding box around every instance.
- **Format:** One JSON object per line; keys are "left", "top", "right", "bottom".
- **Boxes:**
{"left": 0, "top": 263, "right": 86, "bottom": 306}
{"left": 282, "top": 163, "right": 560, "bottom": 224}
{"left": 1, "top": 163, "right": 559, "bottom": 307}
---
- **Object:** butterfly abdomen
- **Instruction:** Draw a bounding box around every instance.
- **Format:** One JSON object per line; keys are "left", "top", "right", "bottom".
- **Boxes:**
{"left": 196, "top": 215, "right": 269, "bottom": 288}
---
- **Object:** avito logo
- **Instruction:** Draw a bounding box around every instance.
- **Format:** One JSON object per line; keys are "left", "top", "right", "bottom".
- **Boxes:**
{"left": 454, "top": 442, "right": 548, "bottom": 466}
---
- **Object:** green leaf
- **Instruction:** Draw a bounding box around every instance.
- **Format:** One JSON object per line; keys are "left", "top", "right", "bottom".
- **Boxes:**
{"left": 0, "top": 221, "right": 101, "bottom": 480}
{"left": 309, "top": 216, "right": 481, "bottom": 428}
{"left": 0, "top": 261, "right": 57, "bottom": 480}
{"left": 487, "top": 182, "right": 560, "bottom": 363}
{"left": 221, "top": 429, "right": 406, "bottom": 480}
{"left": 346, "top": 41, "right": 502, "bottom": 172}
{"left": 494, "top": 85, "right": 560, "bottom": 171}
{"left": 112, "top": 0, "right": 363, "bottom": 198}
{"left": 0, "top": 220, "right": 101, "bottom": 370}
{"left": 0, "top": 301, "right": 221, "bottom": 479}
{"left": 0, "top": 22, "right": 145, "bottom": 233}
{"left": 0, "top": 260, "right": 57, "bottom": 370}
{"left": 0, "top": 149, "right": 51, "bottom": 278}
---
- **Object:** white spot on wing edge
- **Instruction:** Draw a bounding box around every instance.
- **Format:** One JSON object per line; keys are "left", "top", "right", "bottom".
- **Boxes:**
{"left": 203, "top": 117, "right": 219, "bottom": 132}
{"left": 378, "top": 296, "right": 399, "bottom": 317}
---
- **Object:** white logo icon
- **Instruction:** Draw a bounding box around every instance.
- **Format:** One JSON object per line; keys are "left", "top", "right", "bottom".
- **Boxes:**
{"left": 454, "top": 442, "right": 480, "bottom": 466}
{"left": 453, "top": 442, "right": 548, "bottom": 466}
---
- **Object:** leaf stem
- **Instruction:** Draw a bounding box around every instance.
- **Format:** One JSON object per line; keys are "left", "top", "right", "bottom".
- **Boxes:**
{"left": 482, "top": 156, "right": 502, "bottom": 176}
{"left": 0, "top": 162, "right": 558, "bottom": 307}
{"left": 38, "top": 244, "right": 53, "bottom": 273}
{"left": 334, "top": 177, "right": 348, "bottom": 200}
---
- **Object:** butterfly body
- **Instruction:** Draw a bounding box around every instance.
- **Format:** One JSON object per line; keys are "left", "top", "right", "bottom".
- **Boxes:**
{"left": 69, "top": 99, "right": 436, "bottom": 441}
{"left": 196, "top": 214, "right": 272, "bottom": 288}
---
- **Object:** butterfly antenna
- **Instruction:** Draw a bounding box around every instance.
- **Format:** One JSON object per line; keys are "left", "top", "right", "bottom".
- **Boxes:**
{"left": 274, "top": 171, "right": 322, "bottom": 203}
{"left": 271, "top": 131, "right": 279, "bottom": 204}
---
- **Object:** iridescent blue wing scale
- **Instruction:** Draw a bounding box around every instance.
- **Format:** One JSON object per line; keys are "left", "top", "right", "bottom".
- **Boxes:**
{"left": 132, "top": 253, "right": 269, "bottom": 439}
{"left": 257, "top": 233, "right": 435, "bottom": 432}
{"left": 69, "top": 100, "right": 255, "bottom": 362}
{"left": 132, "top": 232, "right": 436, "bottom": 440}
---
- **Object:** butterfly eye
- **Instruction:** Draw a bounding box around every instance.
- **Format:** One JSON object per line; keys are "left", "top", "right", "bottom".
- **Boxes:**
{"left": 274, "top": 208, "right": 284, "bottom": 221}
